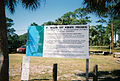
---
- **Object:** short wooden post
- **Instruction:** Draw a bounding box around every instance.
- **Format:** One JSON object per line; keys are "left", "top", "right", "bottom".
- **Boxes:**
{"left": 21, "top": 62, "right": 22, "bottom": 71}
{"left": 93, "top": 64, "right": 98, "bottom": 81}
{"left": 53, "top": 63, "right": 57, "bottom": 81}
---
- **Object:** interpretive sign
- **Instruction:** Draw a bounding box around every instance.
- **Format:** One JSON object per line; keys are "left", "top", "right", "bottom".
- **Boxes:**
{"left": 26, "top": 25, "right": 89, "bottom": 59}
{"left": 21, "top": 56, "right": 30, "bottom": 80}
{"left": 43, "top": 25, "right": 89, "bottom": 58}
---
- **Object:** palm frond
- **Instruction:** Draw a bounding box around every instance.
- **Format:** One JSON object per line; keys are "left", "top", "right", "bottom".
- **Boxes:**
{"left": 21, "top": 0, "right": 41, "bottom": 10}
{"left": 83, "top": 0, "right": 120, "bottom": 16}
{"left": 5, "top": 0, "right": 17, "bottom": 13}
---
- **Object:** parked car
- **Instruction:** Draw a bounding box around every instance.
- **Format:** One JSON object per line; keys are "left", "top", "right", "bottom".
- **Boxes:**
{"left": 17, "top": 45, "right": 26, "bottom": 53}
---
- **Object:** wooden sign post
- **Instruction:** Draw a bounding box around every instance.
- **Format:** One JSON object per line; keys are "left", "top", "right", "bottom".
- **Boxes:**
{"left": 86, "top": 59, "right": 89, "bottom": 81}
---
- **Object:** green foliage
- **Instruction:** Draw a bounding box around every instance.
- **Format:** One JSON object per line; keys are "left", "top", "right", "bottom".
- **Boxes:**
{"left": 106, "top": 15, "right": 120, "bottom": 45}
{"left": 83, "top": 0, "right": 120, "bottom": 48}
{"left": 8, "top": 34, "right": 20, "bottom": 49}
{"left": 74, "top": 8, "right": 91, "bottom": 24}
{"left": 83, "top": 0, "right": 120, "bottom": 16}
{"left": 96, "top": 19, "right": 107, "bottom": 23}
{"left": 6, "top": 18, "right": 21, "bottom": 52}
{"left": 42, "top": 21, "right": 57, "bottom": 25}
{"left": 89, "top": 25, "right": 110, "bottom": 46}
{"left": 41, "top": 7, "right": 116, "bottom": 46}
{"left": 43, "top": 8, "right": 91, "bottom": 25}
{"left": 5, "top": 0, "right": 43, "bottom": 13}
{"left": 89, "top": 26, "right": 98, "bottom": 45}
{"left": 18, "top": 33, "right": 27, "bottom": 45}
{"left": 55, "top": 18, "right": 65, "bottom": 25}
{"left": 60, "top": 12, "right": 75, "bottom": 25}
{"left": 7, "top": 17, "right": 28, "bottom": 51}
{"left": 30, "top": 7, "right": 120, "bottom": 47}
{"left": 30, "top": 22, "right": 39, "bottom": 26}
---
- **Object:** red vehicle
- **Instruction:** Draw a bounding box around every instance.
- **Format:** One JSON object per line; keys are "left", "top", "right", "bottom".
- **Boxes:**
{"left": 17, "top": 45, "right": 26, "bottom": 53}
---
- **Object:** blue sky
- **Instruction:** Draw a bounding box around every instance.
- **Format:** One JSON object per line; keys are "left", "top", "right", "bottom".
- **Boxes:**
{"left": 6, "top": 0, "right": 101, "bottom": 35}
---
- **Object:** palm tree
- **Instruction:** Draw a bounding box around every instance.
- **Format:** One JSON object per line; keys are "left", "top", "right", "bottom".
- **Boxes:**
{"left": 84, "top": 0, "right": 120, "bottom": 53}
{"left": 89, "top": 26, "right": 98, "bottom": 45}
{"left": 0, "top": 0, "right": 44, "bottom": 81}
{"left": 83, "top": 0, "right": 120, "bottom": 16}
{"left": 112, "top": 16, "right": 120, "bottom": 46}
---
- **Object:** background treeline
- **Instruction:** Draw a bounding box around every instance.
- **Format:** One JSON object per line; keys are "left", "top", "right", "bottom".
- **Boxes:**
{"left": 42, "top": 7, "right": 120, "bottom": 46}
{"left": 7, "top": 7, "right": 120, "bottom": 52}
{"left": 6, "top": 18, "right": 27, "bottom": 52}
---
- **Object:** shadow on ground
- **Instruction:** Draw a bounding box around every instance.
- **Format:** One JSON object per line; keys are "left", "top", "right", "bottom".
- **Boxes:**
{"left": 29, "top": 79, "right": 49, "bottom": 81}
{"left": 75, "top": 69, "right": 120, "bottom": 81}
{"left": 28, "top": 70, "right": 120, "bottom": 81}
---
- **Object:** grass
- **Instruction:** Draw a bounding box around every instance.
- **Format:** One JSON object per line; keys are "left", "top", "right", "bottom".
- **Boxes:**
{"left": 89, "top": 46, "right": 120, "bottom": 52}
{"left": 9, "top": 54, "right": 120, "bottom": 81}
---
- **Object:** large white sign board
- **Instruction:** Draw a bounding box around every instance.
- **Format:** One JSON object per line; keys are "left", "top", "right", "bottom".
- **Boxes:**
{"left": 43, "top": 25, "right": 89, "bottom": 59}
{"left": 21, "top": 56, "right": 30, "bottom": 80}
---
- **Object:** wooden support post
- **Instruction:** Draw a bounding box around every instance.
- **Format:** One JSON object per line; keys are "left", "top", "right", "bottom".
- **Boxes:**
{"left": 53, "top": 63, "right": 57, "bottom": 81}
{"left": 86, "top": 59, "right": 89, "bottom": 81}
{"left": 93, "top": 65, "right": 98, "bottom": 81}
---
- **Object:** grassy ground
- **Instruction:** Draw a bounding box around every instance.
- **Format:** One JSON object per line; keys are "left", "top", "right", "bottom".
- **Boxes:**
{"left": 9, "top": 54, "right": 120, "bottom": 81}
{"left": 89, "top": 46, "right": 120, "bottom": 52}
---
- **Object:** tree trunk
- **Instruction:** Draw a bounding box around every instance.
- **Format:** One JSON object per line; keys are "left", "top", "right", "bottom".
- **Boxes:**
{"left": 111, "top": 22, "right": 114, "bottom": 53}
{"left": 119, "top": 33, "right": 120, "bottom": 40}
{"left": 115, "top": 28, "right": 116, "bottom": 46}
{"left": 118, "top": 32, "right": 120, "bottom": 46}
{"left": 0, "top": 0, "right": 9, "bottom": 81}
